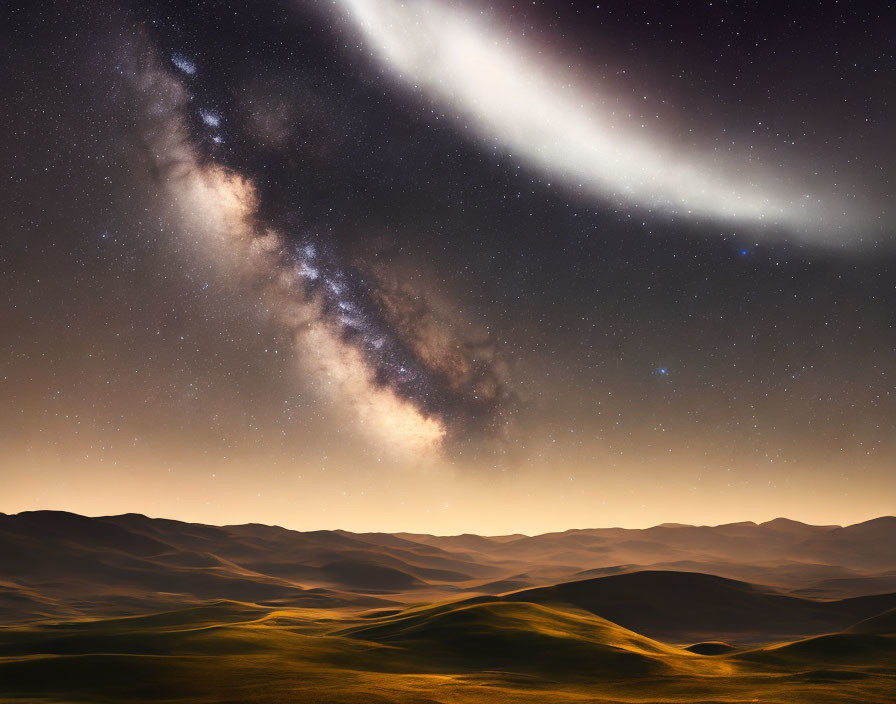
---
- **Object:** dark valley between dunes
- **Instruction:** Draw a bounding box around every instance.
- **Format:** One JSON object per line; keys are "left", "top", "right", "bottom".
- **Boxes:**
{"left": 1, "top": 511, "right": 895, "bottom": 703}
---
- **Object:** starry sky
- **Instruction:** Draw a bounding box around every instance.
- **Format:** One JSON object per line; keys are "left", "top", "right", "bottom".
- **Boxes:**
{"left": 2, "top": 0, "right": 894, "bottom": 533}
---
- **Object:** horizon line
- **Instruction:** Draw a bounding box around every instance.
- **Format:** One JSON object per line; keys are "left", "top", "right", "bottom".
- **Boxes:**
{"left": 3, "top": 508, "right": 893, "bottom": 539}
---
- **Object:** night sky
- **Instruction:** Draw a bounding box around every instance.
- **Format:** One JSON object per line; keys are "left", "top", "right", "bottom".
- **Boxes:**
{"left": 2, "top": 0, "right": 894, "bottom": 532}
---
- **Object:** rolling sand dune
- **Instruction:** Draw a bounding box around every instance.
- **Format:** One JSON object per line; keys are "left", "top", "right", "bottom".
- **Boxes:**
{"left": 500, "top": 570, "right": 896, "bottom": 644}
{"left": 1, "top": 511, "right": 895, "bottom": 702}
{"left": 0, "top": 596, "right": 893, "bottom": 703}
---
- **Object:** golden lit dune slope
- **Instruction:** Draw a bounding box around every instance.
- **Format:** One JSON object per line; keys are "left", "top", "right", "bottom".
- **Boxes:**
{"left": 1, "top": 598, "right": 895, "bottom": 704}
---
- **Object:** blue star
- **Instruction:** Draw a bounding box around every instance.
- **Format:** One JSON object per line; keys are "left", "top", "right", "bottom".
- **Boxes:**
{"left": 658, "top": 367, "right": 668, "bottom": 376}
{"left": 739, "top": 249, "right": 748, "bottom": 256}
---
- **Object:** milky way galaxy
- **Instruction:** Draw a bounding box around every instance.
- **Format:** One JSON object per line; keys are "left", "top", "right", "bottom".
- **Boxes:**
{"left": 120, "top": 31, "right": 517, "bottom": 461}
{"left": 2, "top": 0, "right": 895, "bottom": 532}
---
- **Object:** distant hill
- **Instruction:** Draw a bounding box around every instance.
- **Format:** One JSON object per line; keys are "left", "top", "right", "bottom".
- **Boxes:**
{"left": 397, "top": 516, "right": 896, "bottom": 596}
{"left": 500, "top": 570, "right": 896, "bottom": 644}
{"left": 1, "top": 510, "right": 895, "bottom": 624}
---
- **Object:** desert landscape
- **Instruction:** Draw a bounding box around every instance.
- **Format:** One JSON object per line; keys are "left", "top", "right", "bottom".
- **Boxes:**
{"left": 1, "top": 511, "right": 894, "bottom": 703}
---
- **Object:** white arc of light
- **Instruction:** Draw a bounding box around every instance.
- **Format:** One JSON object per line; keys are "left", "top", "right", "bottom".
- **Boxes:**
{"left": 339, "top": 0, "right": 852, "bottom": 236}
